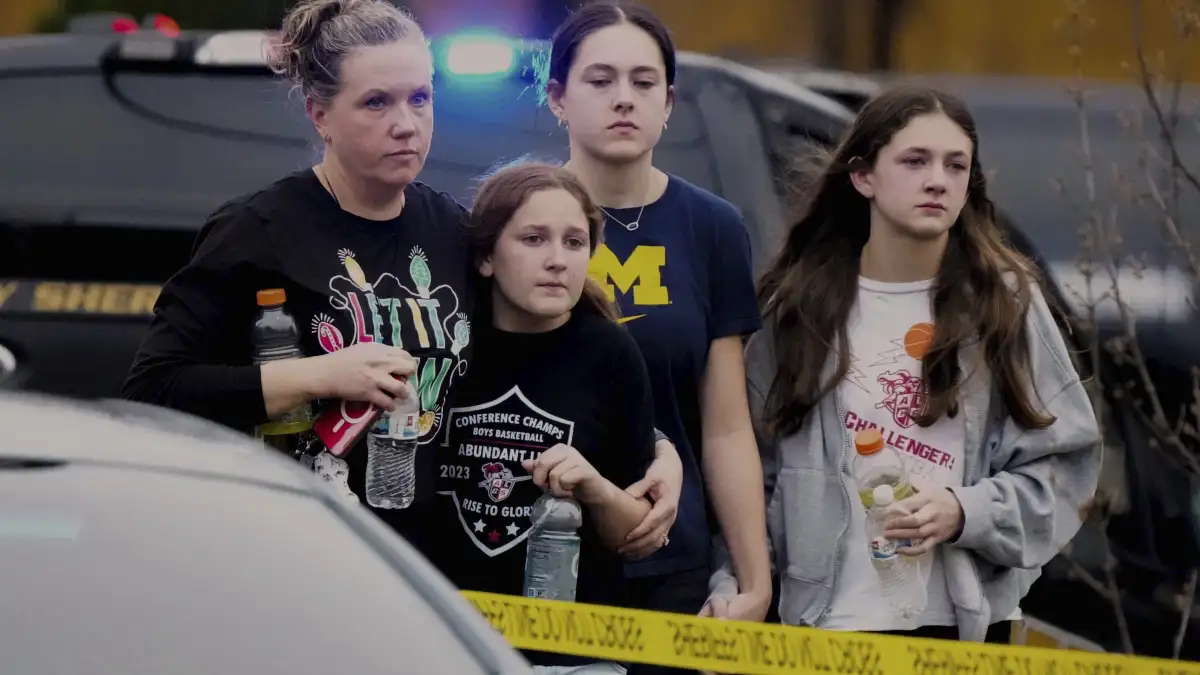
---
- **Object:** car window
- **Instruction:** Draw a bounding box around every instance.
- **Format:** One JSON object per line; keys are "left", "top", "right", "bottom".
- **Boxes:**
{"left": 749, "top": 88, "right": 847, "bottom": 216}
{"left": 691, "top": 73, "right": 789, "bottom": 271}
{"left": 0, "top": 463, "right": 486, "bottom": 675}
{"left": 0, "top": 68, "right": 721, "bottom": 217}
{"left": 0, "top": 74, "right": 316, "bottom": 229}
{"left": 64, "top": 69, "right": 718, "bottom": 206}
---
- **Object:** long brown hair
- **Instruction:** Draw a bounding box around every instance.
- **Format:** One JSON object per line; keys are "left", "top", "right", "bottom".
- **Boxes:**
{"left": 757, "top": 85, "right": 1054, "bottom": 439}
{"left": 469, "top": 161, "right": 619, "bottom": 323}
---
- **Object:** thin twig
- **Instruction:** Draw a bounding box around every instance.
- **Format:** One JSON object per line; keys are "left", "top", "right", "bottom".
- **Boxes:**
{"left": 1131, "top": 0, "right": 1200, "bottom": 195}
{"left": 1065, "top": 553, "right": 1116, "bottom": 601}
{"left": 1142, "top": 167, "right": 1200, "bottom": 280}
{"left": 1063, "top": 3, "right": 1138, "bottom": 652}
{"left": 1173, "top": 568, "right": 1198, "bottom": 659}
{"left": 1104, "top": 548, "right": 1136, "bottom": 653}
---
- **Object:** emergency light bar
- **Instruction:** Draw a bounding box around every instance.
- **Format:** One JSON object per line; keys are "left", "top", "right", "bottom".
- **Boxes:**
{"left": 438, "top": 31, "right": 517, "bottom": 77}
{"left": 108, "top": 27, "right": 542, "bottom": 83}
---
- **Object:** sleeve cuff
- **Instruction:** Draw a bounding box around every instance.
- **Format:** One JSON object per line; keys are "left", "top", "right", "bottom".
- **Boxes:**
{"left": 711, "top": 315, "right": 763, "bottom": 341}
{"left": 948, "top": 484, "right": 991, "bottom": 549}
{"left": 223, "top": 364, "right": 269, "bottom": 430}
{"left": 709, "top": 564, "right": 739, "bottom": 597}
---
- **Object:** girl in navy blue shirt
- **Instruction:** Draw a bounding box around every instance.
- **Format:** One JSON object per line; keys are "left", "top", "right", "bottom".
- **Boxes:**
{"left": 542, "top": 4, "right": 772, "bottom": 668}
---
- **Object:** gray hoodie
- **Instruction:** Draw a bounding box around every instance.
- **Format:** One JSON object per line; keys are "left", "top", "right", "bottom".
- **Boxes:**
{"left": 709, "top": 283, "right": 1101, "bottom": 641}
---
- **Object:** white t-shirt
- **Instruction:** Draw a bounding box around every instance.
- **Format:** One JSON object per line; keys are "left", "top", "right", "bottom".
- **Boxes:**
{"left": 821, "top": 276, "right": 965, "bottom": 631}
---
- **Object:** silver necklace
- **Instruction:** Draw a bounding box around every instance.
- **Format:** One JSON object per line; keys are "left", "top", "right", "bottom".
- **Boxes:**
{"left": 599, "top": 204, "right": 646, "bottom": 232}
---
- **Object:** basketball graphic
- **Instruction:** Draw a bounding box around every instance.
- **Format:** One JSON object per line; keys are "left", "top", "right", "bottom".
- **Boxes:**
{"left": 904, "top": 323, "right": 935, "bottom": 359}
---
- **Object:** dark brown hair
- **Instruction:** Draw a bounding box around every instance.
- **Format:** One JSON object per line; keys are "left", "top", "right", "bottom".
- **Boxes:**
{"left": 470, "top": 162, "right": 619, "bottom": 323}
{"left": 538, "top": 0, "right": 677, "bottom": 104}
{"left": 268, "top": 0, "right": 424, "bottom": 104}
{"left": 757, "top": 85, "right": 1054, "bottom": 439}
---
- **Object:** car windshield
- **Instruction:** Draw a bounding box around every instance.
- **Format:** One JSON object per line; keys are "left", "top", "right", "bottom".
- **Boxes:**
{"left": 0, "top": 460, "right": 483, "bottom": 675}
{"left": 0, "top": 66, "right": 716, "bottom": 223}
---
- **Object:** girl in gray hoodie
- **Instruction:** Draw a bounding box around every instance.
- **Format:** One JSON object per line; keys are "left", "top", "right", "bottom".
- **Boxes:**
{"left": 708, "top": 85, "right": 1101, "bottom": 642}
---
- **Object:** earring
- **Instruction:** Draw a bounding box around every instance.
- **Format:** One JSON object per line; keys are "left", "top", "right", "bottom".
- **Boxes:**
{"left": 323, "top": 134, "right": 332, "bottom": 144}
{"left": 663, "top": 121, "right": 669, "bottom": 130}
{"left": 557, "top": 117, "right": 565, "bottom": 128}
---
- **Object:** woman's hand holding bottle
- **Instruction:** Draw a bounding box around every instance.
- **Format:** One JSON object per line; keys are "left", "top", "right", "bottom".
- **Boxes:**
{"left": 304, "top": 343, "right": 416, "bottom": 409}
{"left": 262, "top": 343, "right": 415, "bottom": 416}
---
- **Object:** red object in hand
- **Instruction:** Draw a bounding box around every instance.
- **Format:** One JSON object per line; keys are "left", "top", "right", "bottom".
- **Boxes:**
{"left": 314, "top": 400, "right": 382, "bottom": 457}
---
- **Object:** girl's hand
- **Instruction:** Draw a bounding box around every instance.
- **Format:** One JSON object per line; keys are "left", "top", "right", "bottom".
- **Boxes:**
{"left": 307, "top": 343, "right": 416, "bottom": 410}
{"left": 885, "top": 488, "right": 965, "bottom": 555}
{"left": 522, "top": 444, "right": 608, "bottom": 504}
{"left": 618, "top": 441, "right": 683, "bottom": 558}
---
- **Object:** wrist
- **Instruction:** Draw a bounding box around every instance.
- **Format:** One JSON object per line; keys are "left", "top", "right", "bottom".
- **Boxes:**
{"left": 577, "top": 476, "right": 619, "bottom": 506}
{"left": 265, "top": 357, "right": 320, "bottom": 400}
{"left": 739, "top": 573, "right": 773, "bottom": 597}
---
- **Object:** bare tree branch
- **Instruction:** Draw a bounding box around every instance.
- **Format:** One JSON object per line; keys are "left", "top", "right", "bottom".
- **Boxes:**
{"left": 1174, "top": 568, "right": 1198, "bottom": 659}
{"left": 1142, "top": 165, "right": 1200, "bottom": 280}
{"left": 1059, "top": 0, "right": 1200, "bottom": 657}
{"left": 1131, "top": 0, "right": 1200, "bottom": 195}
{"left": 1104, "top": 548, "right": 1137, "bottom": 654}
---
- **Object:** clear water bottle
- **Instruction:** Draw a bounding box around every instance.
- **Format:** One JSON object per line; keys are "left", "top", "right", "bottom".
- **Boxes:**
{"left": 364, "top": 379, "right": 420, "bottom": 510}
{"left": 523, "top": 491, "right": 582, "bottom": 601}
{"left": 867, "top": 483, "right": 927, "bottom": 619}
{"left": 251, "top": 288, "right": 313, "bottom": 456}
{"left": 853, "top": 428, "right": 915, "bottom": 509}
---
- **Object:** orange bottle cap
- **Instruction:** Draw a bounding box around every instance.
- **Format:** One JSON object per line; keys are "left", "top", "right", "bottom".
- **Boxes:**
{"left": 256, "top": 288, "right": 286, "bottom": 306}
{"left": 854, "top": 428, "right": 884, "bottom": 456}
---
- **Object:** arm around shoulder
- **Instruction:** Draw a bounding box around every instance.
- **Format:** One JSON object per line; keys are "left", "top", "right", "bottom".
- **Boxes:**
{"left": 949, "top": 284, "right": 1102, "bottom": 568}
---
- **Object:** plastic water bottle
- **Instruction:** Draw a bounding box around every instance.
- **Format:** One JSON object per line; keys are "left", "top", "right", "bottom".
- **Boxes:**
{"left": 852, "top": 428, "right": 915, "bottom": 508}
{"left": 867, "top": 484, "right": 927, "bottom": 619}
{"left": 251, "top": 288, "right": 313, "bottom": 456}
{"left": 364, "top": 379, "right": 421, "bottom": 510}
{"left": 523, "top": 491, "right": 582, "bottom": 601}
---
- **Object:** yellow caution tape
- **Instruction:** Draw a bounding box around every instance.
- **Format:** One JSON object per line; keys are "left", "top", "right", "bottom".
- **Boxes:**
{"left": 463, "top": 591, "right": 1200, "bottom": 675}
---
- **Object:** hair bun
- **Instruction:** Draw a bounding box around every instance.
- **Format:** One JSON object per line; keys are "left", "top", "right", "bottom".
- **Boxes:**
{"left": 268, "top": 0, "right": 344, "bottom": 83}
{"left": 268, "top": 0, "right": 425, "bottom": 104}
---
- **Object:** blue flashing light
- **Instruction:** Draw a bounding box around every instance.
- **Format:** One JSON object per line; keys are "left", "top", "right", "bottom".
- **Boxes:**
{"left": 441, "top": 31, "right": 516, "bottom": 78}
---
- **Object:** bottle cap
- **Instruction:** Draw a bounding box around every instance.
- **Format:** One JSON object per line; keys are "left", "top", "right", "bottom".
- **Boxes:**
{"left": 854, "top": 428, "right": 884, "bottom": 456}
{"left": 256, "top": 288, "right": 286, "bottom": 307}
{"left": 872, "top": 484, "right": 895, "bottom": 506}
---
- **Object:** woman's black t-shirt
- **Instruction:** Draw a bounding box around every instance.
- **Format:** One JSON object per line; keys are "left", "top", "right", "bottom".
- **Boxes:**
{"left": 430, "top": 310, "right": 657, "bottom": 667}
{"left": 122, "top": 169, "right": 475, "bottom": 549}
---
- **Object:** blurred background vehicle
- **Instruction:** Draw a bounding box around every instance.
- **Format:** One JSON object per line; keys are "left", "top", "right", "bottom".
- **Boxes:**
{"left": 0, "top": 391, "right": 533, "bottom": 674}
{"left": 0, "top": 5, "right": 1197, "bottom": 658}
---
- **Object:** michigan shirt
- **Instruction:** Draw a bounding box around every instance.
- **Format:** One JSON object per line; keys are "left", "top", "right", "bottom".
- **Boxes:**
{"left": 587, "top": 175, "right": 763, "bottom": 578}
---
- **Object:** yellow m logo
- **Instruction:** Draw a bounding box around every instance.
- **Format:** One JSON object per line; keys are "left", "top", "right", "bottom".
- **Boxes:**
{"left": 588, "top": 245, "right": 670, "bottom": 306}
